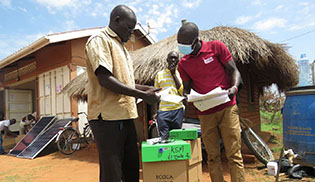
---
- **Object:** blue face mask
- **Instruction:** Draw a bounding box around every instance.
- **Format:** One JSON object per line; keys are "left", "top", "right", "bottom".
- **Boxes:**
{"left": 178, "top": 43, "right": 193, "bottom": 55}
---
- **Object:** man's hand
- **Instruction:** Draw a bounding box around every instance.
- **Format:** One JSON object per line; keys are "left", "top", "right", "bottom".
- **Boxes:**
{"left": 142, "top": 87, "right": 161, "bottom": 105}
{"left": 146, "top": 86, "right": 162, "bottom": 93}
{"left": 227, "top": 86, "right": 238, "bottom": 100}
{"left": 182, "top": 93, "right": 188, "bottom": 107}
{"left": 169, "top": 63, "right": 177, "bottom": 75}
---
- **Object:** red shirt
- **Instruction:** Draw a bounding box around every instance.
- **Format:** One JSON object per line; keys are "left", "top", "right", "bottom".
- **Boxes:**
{"left": 178, "top": 40, "right": 236, "bottom": 115}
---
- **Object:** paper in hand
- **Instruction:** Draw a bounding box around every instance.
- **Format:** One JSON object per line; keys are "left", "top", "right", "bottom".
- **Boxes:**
{"left": 156, "top": 87, "right": 185, "bottom": 104}
{"left": 187, "top": 87, "right": 231, "bottom": 111}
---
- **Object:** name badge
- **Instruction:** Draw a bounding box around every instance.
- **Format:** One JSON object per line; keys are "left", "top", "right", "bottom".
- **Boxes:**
{"left": 203, "top": 57, "right": 214, "bottom": 64}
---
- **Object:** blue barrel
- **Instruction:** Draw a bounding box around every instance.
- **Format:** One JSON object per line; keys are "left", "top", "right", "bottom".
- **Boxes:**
{"left": 283, "top": 86, "right": 315, "bottom": 166}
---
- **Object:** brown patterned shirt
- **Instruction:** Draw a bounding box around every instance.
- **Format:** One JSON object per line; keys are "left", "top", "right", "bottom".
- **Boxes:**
{"left": 85, "top": 27, "right": 138, "bottom": 121}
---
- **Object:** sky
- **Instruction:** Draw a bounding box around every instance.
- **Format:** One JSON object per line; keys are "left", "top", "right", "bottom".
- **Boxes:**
{"left": 1, "top": 0, "right": 315, "bottom": 63}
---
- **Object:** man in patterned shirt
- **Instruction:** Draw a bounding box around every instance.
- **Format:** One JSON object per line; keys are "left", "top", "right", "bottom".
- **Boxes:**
{"left": 85, "top": 5, "right": 160, "bottom": 182}
{"left": 153, "top": 51, "right": 184, "bottom": 139}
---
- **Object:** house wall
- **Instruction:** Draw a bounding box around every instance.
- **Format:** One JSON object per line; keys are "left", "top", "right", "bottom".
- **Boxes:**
{"left": 238, "top": 84, "right": 261, "bottom": 132}
{"left": 36, "top": 42, "right": 72, "bottom": 72}
{"left": 38, "top": 66, "right": 71, "bottom": 118}
{"left": 236, "top": 64, "right": 261, "bottom": 133}
{"left": 71, "top": 38, "right": 88, "bottom": 67}
{"left": 134, "top": 101, "right": 148, "bottom": 142}
{"left": 0, "top": 91, "right": 4, "bottom": 116}
{"left": 31, "top": 42, "right": 72, "bottom": 119}
{"left": 0, "top": 30, "right": 152, "bottom": 136}
{"left": 0, "top": 42, "right": 72, "bottom": 119}
{"left": 69, "top": 38, "right": 87, "bottom": 118}
{"left": 125, "top": 31, "right": 151, "bottom": 51}
{"left": 5, "top": 89, "right": 33, "bottom": 131}
{"left": 3, "top": 58, "right": 37, "bottom": 86}
{"left": 1, "top": 42, "right": 72, "bottom": 85}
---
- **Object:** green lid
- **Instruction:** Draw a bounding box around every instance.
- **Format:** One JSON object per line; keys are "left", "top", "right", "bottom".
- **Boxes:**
{"left": 142, "top": 140, "right": 191, "bottom": 162}
{"left": 169, "top": 128, "right": 198, "bottom": 140}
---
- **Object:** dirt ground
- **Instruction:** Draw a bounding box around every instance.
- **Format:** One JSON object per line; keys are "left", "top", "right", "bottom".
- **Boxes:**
{"left": 1, "top": 138, "right": 315, "bottom": 182}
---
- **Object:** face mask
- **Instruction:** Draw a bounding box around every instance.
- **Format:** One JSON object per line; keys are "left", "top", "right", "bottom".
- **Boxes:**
{"left": 178, "top": 38, "right": 198, "bottom": 55}
{"left": 178, "top": 43, "right": 193, "bottom": 55}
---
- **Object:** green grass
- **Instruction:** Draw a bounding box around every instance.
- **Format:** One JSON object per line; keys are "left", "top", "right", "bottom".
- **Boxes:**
{"left": 260, "top": 110, "right": 282, "bottom": 123}
{"left": 261, "top": 122, "right": 283, "bottom": 135}
{"left": 260, "top": 110, "right": 283, "bottom": 134}
{"left": 260, "top": 110, "right": 284, "bottom": 156}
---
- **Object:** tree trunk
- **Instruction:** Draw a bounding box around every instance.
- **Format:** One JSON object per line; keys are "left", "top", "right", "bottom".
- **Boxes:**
{"left": 270, "top": 111, "right": 276, "bottom": 123}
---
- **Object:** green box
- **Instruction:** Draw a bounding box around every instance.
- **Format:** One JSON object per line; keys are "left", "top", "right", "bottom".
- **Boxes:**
{"left": 169, "top": 128, "right": 198, "bottom": 140}
{"left": 142, "top": 140, "right": 191, "bottom": 162}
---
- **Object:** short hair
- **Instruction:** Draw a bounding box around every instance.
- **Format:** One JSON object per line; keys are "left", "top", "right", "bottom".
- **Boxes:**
{"left": 178, "top": 22, "right": 199, "bottom": 39}
{"left": 27, "top": 114, "right": 35, "bottom": 120}
{"left": 167, "top": 51, "right": 179, "bottom": 58}
{"left": 110, "top": 5, "right": 135, "bottom": 21}
{"left": 10, "top": 119, "right": 16, "bottom": 124}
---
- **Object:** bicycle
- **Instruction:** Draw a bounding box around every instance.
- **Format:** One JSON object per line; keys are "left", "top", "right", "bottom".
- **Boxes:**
{"left": 240, "top": 117, "right": 274, "bottom": 165}
{"left": 55, "top": 112, "right": 94, "bottom": 155}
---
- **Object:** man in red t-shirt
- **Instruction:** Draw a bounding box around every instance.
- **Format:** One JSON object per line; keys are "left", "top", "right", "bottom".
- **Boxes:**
{"left": 177, "top": 22, "right": 244, "bottom": 182}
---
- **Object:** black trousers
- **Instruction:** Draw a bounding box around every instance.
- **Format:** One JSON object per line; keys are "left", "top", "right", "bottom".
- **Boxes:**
{"left": 89, "top": 117, "right": 139, "bottom": 182}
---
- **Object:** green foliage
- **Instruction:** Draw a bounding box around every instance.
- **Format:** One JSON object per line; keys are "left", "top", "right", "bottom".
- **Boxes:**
{"left": 261, "top": 109, "right": 284, "bottom": 157}
{"left": 261, "top": 122, "right": 283, "bottom": 135}
{"left": 260, "top": 110, "right": 282, "bottom": 123}
{"left": 261, "top": 114, "right": 284, "bottom": 157}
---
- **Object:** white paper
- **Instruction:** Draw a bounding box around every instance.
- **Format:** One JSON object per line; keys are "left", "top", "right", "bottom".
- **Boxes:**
{"left": 146, "top": 137, "right": 162, "bottom": 145}
{"left": 156, "top": 87, "right": 172, "bottom": 96}
{"left": 156, "top": 87, "right": 185, "bottom": 104}
{"left": 193, "top": 94, "right": 230, "bottom": 111}
{"left": 160, "top": 94, "right": 185, "bottom": 104}
{"left": 188, "top": 87, "right": 228, "bottom": 102}
{"left": 136, "top": 98, "right": 143, "bottom": 104}
{"left": 187, "top": 87, "right": 231, "bottom": 111}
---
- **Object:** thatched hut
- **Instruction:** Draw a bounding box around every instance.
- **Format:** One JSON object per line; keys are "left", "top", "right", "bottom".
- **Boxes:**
{"left": 62, "top": 26, "right": 298, "bottom": 133}
{"left": 133, "top": 26, "right": 298, "bottom": 89}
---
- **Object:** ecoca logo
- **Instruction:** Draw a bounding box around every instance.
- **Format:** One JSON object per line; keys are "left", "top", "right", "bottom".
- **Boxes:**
{"left": 156, "top": 174, "right": 174, "bottom": 180}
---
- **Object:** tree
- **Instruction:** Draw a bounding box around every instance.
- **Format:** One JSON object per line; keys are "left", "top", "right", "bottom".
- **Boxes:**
{"left": 260, "top": 87, "right": 285, "bottom": 123}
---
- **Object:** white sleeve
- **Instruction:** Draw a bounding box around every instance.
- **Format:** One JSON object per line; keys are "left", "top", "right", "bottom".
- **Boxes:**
{"left": 4, "top": 120, "right": 10, "bottom": 127}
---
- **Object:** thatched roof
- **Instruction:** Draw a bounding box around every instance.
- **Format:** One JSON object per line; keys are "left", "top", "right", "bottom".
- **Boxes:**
{"left": 63, "top": 72, "right": 88, "bottom": 101}
{"left": 62, "top": 26, "right": 298, "bottom": 101}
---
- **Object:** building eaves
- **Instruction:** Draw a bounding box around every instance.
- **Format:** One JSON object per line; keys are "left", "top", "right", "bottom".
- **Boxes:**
{"left": 0, "top": 24, "right": 154, "bottom": 69}
{"left": 0, "top": 27, "right": 105, "bottom": 69}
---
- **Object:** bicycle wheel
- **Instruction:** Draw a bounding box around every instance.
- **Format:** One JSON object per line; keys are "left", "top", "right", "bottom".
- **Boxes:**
{"left": 242, "top": 127, "right": 274, "bottom": 165}
{"left": 83, "top": 124, "right": 94, "bottom": 144}
{"left": 56, "top": 128, "right": 80, "bottom": 155}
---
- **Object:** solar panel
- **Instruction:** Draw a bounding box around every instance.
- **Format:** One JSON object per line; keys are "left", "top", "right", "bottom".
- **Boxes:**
{"left": 8, "top": 116, "right": 56, "bottom": 156}
{"left": 17, "top": 118, "right": 72, "bottom": 159}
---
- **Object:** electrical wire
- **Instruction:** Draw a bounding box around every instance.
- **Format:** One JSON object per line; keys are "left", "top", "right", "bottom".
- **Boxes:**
{"left": 280, "top": 29, "right": 315, "bottom": 43}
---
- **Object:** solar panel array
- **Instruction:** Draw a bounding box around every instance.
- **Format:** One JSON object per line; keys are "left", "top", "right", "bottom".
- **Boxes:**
{"left": 17, "top": 118, "right": 72, "bottom": 159}
{"left": 9, "top": 116, "right": 56, "bottom": 156}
